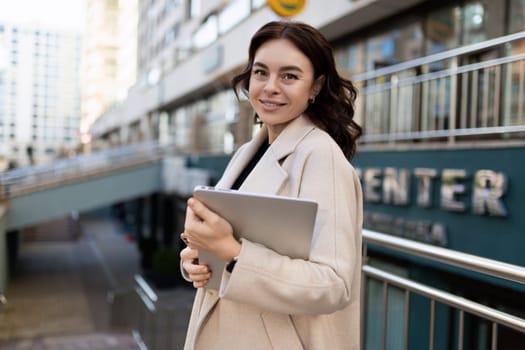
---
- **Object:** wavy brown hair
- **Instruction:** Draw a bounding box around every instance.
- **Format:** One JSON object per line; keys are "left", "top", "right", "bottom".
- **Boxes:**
{"left": 231, "top": 20, "right": 362, "bottom": 160}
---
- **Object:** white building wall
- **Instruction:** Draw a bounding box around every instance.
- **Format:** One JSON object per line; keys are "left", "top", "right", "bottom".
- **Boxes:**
{"left": 90, "top": 0, "right": 428, "bottom": 140}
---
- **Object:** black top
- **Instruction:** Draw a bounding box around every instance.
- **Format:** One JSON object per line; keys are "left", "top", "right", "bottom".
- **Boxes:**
{"left": 230, "top": 139, "right": 270, "bottom": 190}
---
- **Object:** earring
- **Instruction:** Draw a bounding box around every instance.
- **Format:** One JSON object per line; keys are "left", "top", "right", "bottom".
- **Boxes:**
{"left": 308, "top": 96, "right": 315, "bottom": 104}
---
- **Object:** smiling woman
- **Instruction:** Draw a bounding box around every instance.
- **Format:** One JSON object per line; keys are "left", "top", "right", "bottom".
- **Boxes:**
{"left": 179, "top": 20, "right": 363, "bottom": 350}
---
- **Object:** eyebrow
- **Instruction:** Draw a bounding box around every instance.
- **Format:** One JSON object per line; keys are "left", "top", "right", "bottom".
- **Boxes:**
{"left": 253, "top": 61, "right": 304, "bottom": 73}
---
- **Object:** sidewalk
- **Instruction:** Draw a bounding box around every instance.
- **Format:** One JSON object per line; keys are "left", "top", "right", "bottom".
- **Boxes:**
{"left": 0, "top": 211, "right": 144, "bottom": 349}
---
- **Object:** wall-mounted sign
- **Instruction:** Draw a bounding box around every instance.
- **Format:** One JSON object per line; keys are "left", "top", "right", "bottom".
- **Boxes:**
{"left": 353, "top": 147, "right": 525, "bottom": 265}
{"left": 267, "top": 0, "right": 307, "bottom": 17}
{"left": 357, "top": 167, "right": 507, "bottom": 217}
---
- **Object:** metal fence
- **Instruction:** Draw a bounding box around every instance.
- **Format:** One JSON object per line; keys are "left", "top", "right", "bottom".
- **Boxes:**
{"left": 0, "top": 140, "right": 175, "bottom": 199}
{"left": 353, "top": 31, "right": 525, "bottom": 145}
{"left": 132, "top": 275, "right": 194, "bottom": 350}
{"left": 129, "top": 230, "right": 525, "bottom": 350}
{"left": 362, "top": 229, "right": 525, "bottom": 350}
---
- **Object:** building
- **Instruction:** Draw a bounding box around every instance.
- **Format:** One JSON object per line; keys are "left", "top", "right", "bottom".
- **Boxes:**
{"left": 80, "top": 0, "right": 139, "bottom": 149}
{"left": 89, "top": 0, "right": 525, "bottom": 348}
{"left": 0, "top": 22, "right": 82, "bottom": 167}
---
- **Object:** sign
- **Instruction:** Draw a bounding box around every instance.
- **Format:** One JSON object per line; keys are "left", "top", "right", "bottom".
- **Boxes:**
{"left": 352, "top": 147, "right": 525, "bottom": 266}
{"left": 358, "top": 167, "right": 507, "bottom": 216}
{"left": 267, "top": 0, "right": 307, "bottom": 17}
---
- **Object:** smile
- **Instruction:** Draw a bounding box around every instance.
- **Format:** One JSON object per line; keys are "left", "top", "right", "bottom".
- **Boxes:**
{"left": 260, "top": 100, "right": 286, "bottom": 108}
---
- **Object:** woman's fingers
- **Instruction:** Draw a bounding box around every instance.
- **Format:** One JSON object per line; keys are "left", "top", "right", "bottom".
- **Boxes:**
{"left": 180, "top": 246, "right": 198, "bottom": 260}
{"left": 187, "top": 197, "right": 216, "bottom": 223}
{"left": 193, "top": 280, "right": 209, "bottom": 288}
{"left": 181, "top": 247, "right": 211, "bottom": 287}
{"left": 184, "top": 262, "right": 211, "bottom": 288}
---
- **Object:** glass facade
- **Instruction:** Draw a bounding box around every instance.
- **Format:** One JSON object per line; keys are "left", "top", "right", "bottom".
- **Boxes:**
{"left": 148, "top": 0, "right": 525, "bottom": 155}
{"left": 171, "top": 89, "right": 240, "bottom": 155}
{"left": 0, "top": 23, "right": 81, "bottom": 164}
{"left": 332, "top": 0, "right": 525, "bottom": 145}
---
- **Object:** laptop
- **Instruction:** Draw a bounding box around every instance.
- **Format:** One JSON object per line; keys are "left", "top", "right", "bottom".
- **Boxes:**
{"left": 191, "top": 185, "right": 318, "bottom": 290}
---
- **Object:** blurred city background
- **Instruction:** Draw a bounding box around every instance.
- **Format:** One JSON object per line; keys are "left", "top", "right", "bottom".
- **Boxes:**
{"left": 1, "top": 0, "right": 525, "bottom": 349}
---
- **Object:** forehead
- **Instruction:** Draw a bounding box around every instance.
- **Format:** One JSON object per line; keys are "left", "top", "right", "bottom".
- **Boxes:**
{"left": 253, "top": 39, "right": 313, "bottom": 71}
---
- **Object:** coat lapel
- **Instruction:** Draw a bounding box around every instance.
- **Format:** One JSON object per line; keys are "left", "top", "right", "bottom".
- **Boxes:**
{"left": 218, "top": 115, "right": 316, "bottom": 196}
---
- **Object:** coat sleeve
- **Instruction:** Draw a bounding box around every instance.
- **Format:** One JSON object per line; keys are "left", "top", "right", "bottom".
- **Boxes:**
{"left": 219, "top": 135, "right": 363, "bottom": 315}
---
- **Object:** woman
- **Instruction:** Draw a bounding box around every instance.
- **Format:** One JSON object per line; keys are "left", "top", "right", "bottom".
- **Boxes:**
{"left": 180, "top": 20, "right": 363, "bottom": 350}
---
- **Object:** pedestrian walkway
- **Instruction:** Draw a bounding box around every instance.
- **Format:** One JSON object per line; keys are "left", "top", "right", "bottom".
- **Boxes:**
{"left": 0, "top": 210, "right": 143, "bottom": 349}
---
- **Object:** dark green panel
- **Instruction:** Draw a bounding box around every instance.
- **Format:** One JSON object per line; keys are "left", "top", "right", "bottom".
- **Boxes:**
{"left": 185, "top": 154, "right": 231, "bottom": 184}
{"left": 353, "top": 147, "right": 525, "bottom": 266}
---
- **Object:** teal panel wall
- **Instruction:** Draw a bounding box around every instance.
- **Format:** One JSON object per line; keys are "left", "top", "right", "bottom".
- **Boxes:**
{"left": 353, "top": 147, "right": 525, "bottom": 266}
{"left": 185, "top": 154, "right": 231, "bottom": 184}
{"left": 6, "top": 163, "right": 162, "bottom": 230}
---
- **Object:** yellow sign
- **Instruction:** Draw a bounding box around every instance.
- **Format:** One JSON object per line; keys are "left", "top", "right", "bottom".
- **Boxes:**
{"left": 267, "top": 0, "right": 306, "bottom": 17}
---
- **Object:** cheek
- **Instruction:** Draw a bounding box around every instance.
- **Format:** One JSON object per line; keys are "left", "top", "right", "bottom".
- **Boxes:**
{"left": 293, "top": 88, "right": 312, "bottom": 106}
{"left": 248, "top": 89, "right": 257, "bottom": 104}
{"left": 248, "top": 80, "right": 261, "bottom": 99}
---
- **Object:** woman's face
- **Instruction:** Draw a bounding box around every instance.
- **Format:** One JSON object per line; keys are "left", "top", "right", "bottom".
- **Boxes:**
{"left": 248, "top": 39, "right": 323, "bottom": 143}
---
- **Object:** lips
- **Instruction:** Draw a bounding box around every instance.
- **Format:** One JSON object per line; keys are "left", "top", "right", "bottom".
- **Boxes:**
{"left": 260, "top": 100, "right": 286, "bottom": 110}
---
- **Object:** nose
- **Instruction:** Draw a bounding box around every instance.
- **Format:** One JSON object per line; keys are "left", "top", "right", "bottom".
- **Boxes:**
{"left": 263, "top": 75, "right": 280, "bottom": 94}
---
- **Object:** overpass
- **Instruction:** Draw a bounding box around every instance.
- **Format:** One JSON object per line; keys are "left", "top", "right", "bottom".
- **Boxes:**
{"left": 1, "top": 143, "right": 166, "bottom": 231}
{"left": 0, "top": 141, "right": 224, "bottom": 296}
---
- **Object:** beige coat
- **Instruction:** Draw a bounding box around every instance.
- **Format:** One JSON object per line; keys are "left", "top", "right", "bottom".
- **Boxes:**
{"left": 183, "top": 115, "right": 363, "bottom": 350}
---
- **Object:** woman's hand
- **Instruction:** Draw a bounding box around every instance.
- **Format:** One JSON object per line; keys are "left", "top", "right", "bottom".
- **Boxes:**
{"left": 180, "top": 246, "right": 211, "bottom": 288}
{"left": 183, "top": 197, "right": 241, "bottom": 262}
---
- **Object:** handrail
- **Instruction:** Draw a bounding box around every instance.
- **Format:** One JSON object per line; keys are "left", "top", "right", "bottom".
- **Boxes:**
{"left": 0, "top": 140, "right": 178, "bottom": 199}
{"left": 353, "top": 30, "right": 525, "bottom": 81}
{"left": 361, "top": 53, "right": 525, "bottom": 93}
{"left": 361, "top": 125, "right": 525, "bottom": 142}
{"left": 363, "top": 265, "right": 525, "bottom": 333}
{"left": 363, "top": 229, "right": 525, "bottom": 285}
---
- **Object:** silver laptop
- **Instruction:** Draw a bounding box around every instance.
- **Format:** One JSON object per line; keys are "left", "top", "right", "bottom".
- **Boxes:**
{"left": 191, "top": 185, "right": 318, "bottom": 290}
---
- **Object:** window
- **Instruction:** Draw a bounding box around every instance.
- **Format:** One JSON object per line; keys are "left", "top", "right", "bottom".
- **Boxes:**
{"left": 365, "top": 22, "right": 423, "bottom": 71}
{"left": 425, "top": 6, "right": 461, "bottom": 55}
{"left": 509, "top": 0, "right": 525, "bottom": 34}
{"left": 335, "top": 42, "right": 365, "bottom": 77}
{"left": 252, "top": 0, "right": 265, "bottom": 9}
{"left": 219, "top": 0, "right": 250, "bottom": 35}
{"left": 189, "top": 0, "right": 201, "bottom": 18}
{"left": 193, "top": 15, "right": 218, "bottom": 49}
{"left": 462, "top": 2, "right": 487, "bottom": 44}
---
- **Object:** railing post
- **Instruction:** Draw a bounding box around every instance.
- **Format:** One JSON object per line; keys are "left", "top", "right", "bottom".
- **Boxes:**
{"left": 491, "top": 322, "right": 498, "bottom": 350}
{"left": 381, "top": 281, "right": 388, "bottom": 350}
{"left": 389, "top": 75, "right": 399, "bottom": 144}
{"left": 360, "top": 242, "right": 369, "bottom": 349}
{"left": 0, "top": 203, "right": 8, "bottom": 300}
{"left": 448, "top": 59, "right": 458, "bottom": 144}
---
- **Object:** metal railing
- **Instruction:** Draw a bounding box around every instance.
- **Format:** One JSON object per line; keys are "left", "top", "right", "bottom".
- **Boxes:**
{"left": 353, "top": 31, "right": 525, "bottom": 145}
{"left": 362, "top": 229, "right": 525, "bottom": 350}
{"left": 132, "top": 275, "right": 194, "bottom": 350}
{"left": 0, "top": 140, "right": 176, "bottom": 199}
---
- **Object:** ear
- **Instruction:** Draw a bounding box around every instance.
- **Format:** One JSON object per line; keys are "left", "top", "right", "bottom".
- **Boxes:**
{"left": 310, "top": 75, "right": 325, "bottom": 99}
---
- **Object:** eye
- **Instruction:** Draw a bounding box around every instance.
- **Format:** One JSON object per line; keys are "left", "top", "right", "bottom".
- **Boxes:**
{"left": 282, "top": 73, "right": 298, "bottom": 80}
{"left": 252, "top": 69, "right": 267, "bottom": 77}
